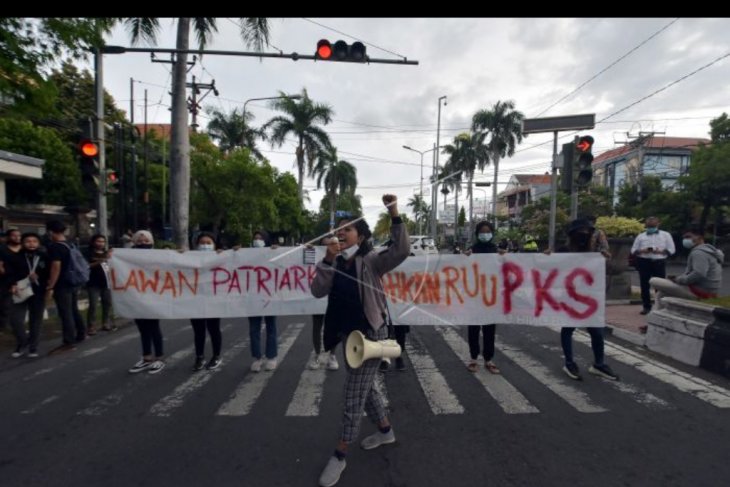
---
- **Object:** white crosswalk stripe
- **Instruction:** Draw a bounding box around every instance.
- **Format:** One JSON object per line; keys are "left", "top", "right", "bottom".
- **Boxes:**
{"left": 436, "top": 326, "right": 538, "bottom": 414}
{"left": 406, "top": 331, "right": 464, "bottom": 414}
{"left": 217, "top": 323, "right": 304, "bottom": 416}
{"left": 286, "top": 352, "right": 328, "bottom": 417}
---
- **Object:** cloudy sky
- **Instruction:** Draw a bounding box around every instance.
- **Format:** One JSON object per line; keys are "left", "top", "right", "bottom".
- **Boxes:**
{"left": 93, "top": 18, "right": 730, "bottom": 228}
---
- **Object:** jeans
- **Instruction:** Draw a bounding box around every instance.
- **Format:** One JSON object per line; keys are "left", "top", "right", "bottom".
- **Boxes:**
{"left": 54, "top": 286, "right": 85, "bottom": 344}
{"left": 561, "top": 327, "right": 605, "bottom": 367}
{"left": 248, "top": 316, "right": 277, "bottom": 359}
{"left": 87, "top": 286, "right": 112, "bottom": 326}
{"left": 10, "top": 292, "right": 46, "bottom": 352}
{"left": 191, "top": 318, "right": 222, "bottom": 357}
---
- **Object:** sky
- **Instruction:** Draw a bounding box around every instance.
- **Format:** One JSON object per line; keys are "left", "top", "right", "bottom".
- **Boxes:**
{"left": 90, "top": 18, "right": 730, "bottom": 229}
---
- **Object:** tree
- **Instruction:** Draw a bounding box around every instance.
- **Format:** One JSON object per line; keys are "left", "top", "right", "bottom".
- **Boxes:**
{"left": 407, "top": 193, "right": 431, "bottom": 234}
{"left": 679, "top": 141, "right": 730, "bottom": 232}
{"left": 264, "top": 88, "right": 334, "bottom": 203}
{"left": 615, "top": 175, "right": 664, "bottom": 218}
{"left": 373, "top": 212, "right": 416, "bottom": 242}
{"left": 710, "top": 112, "right": 730, "bottom": 144}
{"left": 472, "top": 100, "right": 524, "bottom": 227}
{"left": 312, "top": 146, "right": 357, "bottom": 231}
{"left": 0, "top": 18, "right": 114, "bottom": 117}
{"left": 206, "top": 107, "right": 264, "bottom": 158}
{"left": 124, "top": 17, "right": 270, "bottom": 249}
{"left": 0, "top": 118, "right": 84, "bottom": 206}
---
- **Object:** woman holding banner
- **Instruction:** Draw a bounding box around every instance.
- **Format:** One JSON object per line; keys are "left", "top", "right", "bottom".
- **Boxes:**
{"left": 190, "top": 232, "right": 223, "bottom": 371}
{"left": 127, "top": 230, "right": 166, "bottom": 375}
{"left": 311, "top": 194, "right": 409, "bottom": 487}
{"left": 463, "top": 221, "right": 503, "bottom": 374}
{"left": 248, "top": 230, "right": 279, "bottom": 372}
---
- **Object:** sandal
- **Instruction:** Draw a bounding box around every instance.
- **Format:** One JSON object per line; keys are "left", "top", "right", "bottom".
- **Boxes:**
{"left": 485, "top": 361, "right": 501, "bottom": 374}
{"left": 467, "top": 361, "right": 478, "bottom": 373}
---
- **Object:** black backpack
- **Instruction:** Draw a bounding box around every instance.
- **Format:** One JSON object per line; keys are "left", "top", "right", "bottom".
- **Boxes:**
{"left": 59, "top": 242, "right": 91, "bottom": 287}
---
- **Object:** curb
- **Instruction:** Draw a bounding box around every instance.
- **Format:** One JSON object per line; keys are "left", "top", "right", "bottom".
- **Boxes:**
{"left": 606, "top": 325, "right": 646, "bottom": 347}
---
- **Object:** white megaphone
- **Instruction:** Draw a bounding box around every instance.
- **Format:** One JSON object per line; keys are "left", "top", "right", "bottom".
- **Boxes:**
{"left": 345, "top": 330, "right": 402, "bottom": 369}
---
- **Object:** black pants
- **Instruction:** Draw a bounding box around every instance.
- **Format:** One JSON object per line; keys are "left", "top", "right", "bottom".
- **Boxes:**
{"left": 10, "top": 292, "right": 46, "bottom": 352}
{"left": 0, "top": 288, "right": 13, "bottom": 330}
{"left": 312, "top": 314, "right": 338, "bottom": 354}
{"left": 468, "top": 325, "right": 496, "bottom": 361}
{"left": 54, "top": 286, "right": 85, "bottom": 344}
{"left": 636, "top": 258, "right": 666, "bottom": 310}
{"left": 135, "top": 319, "right": 163, "bottom": 357}
{"left": 393, "top": 325, "right": 407, "bottom": 351}
{"left": 191, "top": 318, "right": 222, "bottom": 357}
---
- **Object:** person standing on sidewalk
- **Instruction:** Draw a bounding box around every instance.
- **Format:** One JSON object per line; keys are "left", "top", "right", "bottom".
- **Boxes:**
{"left": 0, "top": 229, "right": 23, "bottom": 333}
{"left": 86, "top": 234, "right": 114, "bottom": 334}
{"left": 311, "top": 194, "right": 409, "bottom": 487}
{"left": 248, "top": 230, "right": 279, "bottom": 372}
{"left": 190, "top": 232, "right": 223, "bottom": 371}
{"left": 556, "top": 218, "right": 619, "bottom": 381}
{"left": 45, "top": 220, "right": 85, "bottom": 354}
{"left": 127, "top": 230, "right": 165, "bottom": 375}
{"left": 631, "top": 216, "right": 675, "bottom": 315}
{"left": 463, "top": 221, "right": 503, "bottom": 374}
{"left": 8, "top": 233, "right": 49, "bottom": 358}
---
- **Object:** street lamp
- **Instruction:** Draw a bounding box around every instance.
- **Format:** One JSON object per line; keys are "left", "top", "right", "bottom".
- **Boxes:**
{"left": 431, "top": 95, "right": 447, "bottom": 242}
{"left": 242, "top": 94, "right": 302, "bottom": 144}
{"left": 403, "top": 145, "right": 446, "bottom": 235}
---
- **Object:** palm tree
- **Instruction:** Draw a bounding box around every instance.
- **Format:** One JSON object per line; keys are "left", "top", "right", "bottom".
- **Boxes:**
{"left": 206, "top": 107, "right": 264, "bottom": 158}
{"left": 263, "top": 88, "right": 334, "bottom": 203}
{"left": 472, "top": 100, "right": 524, "bottom": 228}
{"left": 407, "top": 194, "right": 431, "bottom": 235}
{"left": 312, "top": 146, "right": 357, "bottom": 230}
{"left": 442, "top": 132, "right": 488, "bottom": 240}
{"left": 123, "top": 18, "right": 270, "bottom": 249}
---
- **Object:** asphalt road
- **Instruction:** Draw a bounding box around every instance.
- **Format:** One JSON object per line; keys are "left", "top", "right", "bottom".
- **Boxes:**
{"left": 1, "top": 316, "right": 729, "bottom": 487}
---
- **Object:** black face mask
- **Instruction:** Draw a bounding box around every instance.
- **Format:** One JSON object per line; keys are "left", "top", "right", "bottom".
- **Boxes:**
{"left": 571, "top": 233, "right": 591, "bottom": 248}
{"left": 134, "top": 244, "right": 153, "bottom": 249}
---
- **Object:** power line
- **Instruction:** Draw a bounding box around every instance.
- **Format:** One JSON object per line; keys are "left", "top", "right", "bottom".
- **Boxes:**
{"left": 300, "top": 18, "right": 407, "bottom": 60}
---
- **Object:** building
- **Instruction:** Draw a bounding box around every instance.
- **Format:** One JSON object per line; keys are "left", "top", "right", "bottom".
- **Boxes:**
{"left": 592, "top": 136, "right": 709, "bottom": 203}
{"left": 496, "top": 173, "right": 551, "bottom": 222}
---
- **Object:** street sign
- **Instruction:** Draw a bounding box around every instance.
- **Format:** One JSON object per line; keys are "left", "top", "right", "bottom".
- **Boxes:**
{"left": 522, "top": 114, "right": 595, "bottom": 134}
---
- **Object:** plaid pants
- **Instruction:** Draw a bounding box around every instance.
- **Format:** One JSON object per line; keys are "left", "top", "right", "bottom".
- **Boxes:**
{"left": 341, "top": 325, "right": 389, "bottom": 443}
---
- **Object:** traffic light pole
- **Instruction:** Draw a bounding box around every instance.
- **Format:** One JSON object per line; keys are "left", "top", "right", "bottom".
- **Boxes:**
{"left": 548, "top": 131, "right": 559, "bottom": 250}
{"left": 94, "top": 49, "right": 108, "bottom": 239}
{"left": 570, "top": 186, "right": 579, "bottom": 220}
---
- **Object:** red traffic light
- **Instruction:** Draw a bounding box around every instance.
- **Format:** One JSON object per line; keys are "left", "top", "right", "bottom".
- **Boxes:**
{"left": 576, "top": 135, "right": 594, "bottom": 153}
{"left": 107, "top": 171, "right": 118, "bottom": 183}
{"left": 79, "top": 139, "right": 99, "bottom": 158}
{"left": 316, "top": 39, "right": 332, "bottom": 60}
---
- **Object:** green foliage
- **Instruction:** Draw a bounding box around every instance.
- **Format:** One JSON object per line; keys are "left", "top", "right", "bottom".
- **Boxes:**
{"left": 679, "top": 140, "right": 730, "bottom": 231}
{"left": 709, "top": 112, "right": 730, "bottom": 144}
{"left": 458, "top": 207, "right": 466, "bottom": 226}
{"left": 595, "top": 216, "right": 645, "bottom": 238}
{"left": 0, "top": 118, "right": 84, "bottom": 205}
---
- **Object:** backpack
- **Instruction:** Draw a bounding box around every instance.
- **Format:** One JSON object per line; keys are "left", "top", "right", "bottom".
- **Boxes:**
{"left": 59, "top": 242, "right": 91, "bottom": 287}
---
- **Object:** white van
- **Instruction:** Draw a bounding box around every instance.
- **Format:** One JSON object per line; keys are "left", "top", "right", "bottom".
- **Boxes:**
{"left": 409, "top": 236, "right": 438, "bottom": 256}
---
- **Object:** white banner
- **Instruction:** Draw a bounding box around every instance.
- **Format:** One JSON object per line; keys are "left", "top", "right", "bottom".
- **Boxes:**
{"left": 109, "top": 249, "right": 605, "bottom": 327}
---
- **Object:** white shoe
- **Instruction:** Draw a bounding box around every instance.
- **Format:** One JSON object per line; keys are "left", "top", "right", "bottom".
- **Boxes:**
{"left": 265, "top": 358, "right": 278, "bottom": 371}
{"left": 250, "top": 358, "right": 264, "bottom": 373}
{"left": 308, "top": 354, "right": 322, "bottom": 370}
{"left": 360, "top": 428, "right": 396, "bottom": 450}
{"left": 326, "top": 353, "right": 339, "bottom": 371}
{"left": 147, "top": 360, "right": 166, "bottom": 374}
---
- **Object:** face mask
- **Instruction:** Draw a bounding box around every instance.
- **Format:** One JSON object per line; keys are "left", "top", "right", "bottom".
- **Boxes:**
{"left": 135, "top": 243, "right": 153, "bottom": 249}
{"left": 572, "top": 233, "right": 591, "bottom": 248}
{"left": 252, "top": 239, "right": 265, "bottom": 248}
{"left": 646, "top": 227, "right": 658, "bottom": 234}
{"left": 198, "top": 244, "right": 214, "bottom": 251}
{"left": 341, "top": 244, "right": 359, "bottom": 260}
{"left": 682, "top": 238, "right": 694, "bottom": 249}
{"left": 478, "top": 233, "right": 493, "bottom": 243}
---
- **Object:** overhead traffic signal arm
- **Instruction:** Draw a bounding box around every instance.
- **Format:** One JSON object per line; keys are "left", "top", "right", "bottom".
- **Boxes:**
{"left": 316, "top": 39, "right": 368, "bottom": 63}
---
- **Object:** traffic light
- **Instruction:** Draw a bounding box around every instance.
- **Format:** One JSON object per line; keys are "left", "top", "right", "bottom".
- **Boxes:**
{"left": 78, "top": 138, "right": 100, "bottom": 189}
{"left": 106, "top": 169, "right": 119, "bottom": 194}
{"left": 572, "top": 135, "right": 594, "bottom": 189}
{"left": 559, "top": 141, "right": 574, "bottom": 194}
{"left": 315, "top": 39, "right": 367, "bottom": 63}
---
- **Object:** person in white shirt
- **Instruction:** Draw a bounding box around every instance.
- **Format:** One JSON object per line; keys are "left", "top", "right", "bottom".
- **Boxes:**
{"left": 630, "top": 216, "right": 676, "bottom": 314}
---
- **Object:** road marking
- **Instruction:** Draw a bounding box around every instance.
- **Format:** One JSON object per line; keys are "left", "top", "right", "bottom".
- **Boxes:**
{"left": 437, "top": 326, "right": 538, "bottom": 414}
{"left": 285, "top": 352, "right": 329, "bottom": 417}
{"left": 406, "top": 330, "right": 464, "bottom": 414}
{"left": 216, "top": 323, "right": 304, "bottom": 416}
{"left": 21, "top": 395, "right": 59, "bottom": 415}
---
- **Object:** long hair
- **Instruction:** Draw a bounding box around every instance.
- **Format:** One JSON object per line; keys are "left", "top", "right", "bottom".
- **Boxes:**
{"left": 337, "top": 216, "right": 373, "bottom": 257}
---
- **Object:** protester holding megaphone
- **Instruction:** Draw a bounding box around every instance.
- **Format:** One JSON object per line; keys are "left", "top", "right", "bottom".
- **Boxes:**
{"left": 311, "top": 194, "right": 409, "bottom": 487}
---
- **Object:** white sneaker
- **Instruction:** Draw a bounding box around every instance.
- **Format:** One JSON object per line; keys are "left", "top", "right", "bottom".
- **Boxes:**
{"left": 128, "top": 359, "right": 152, "bottom": 374}
{"left": 250, "top": 358, "right": 264, "bottom": 372}
{"left": 265, "top": 358, "right": 278, "bottom": 371}
{"left": 308, "top": 353, "right": 322, "bottom": 370}
{"left": 326, "top": 353, "right": 339, "bottom": 371}
{"left": 147, "top": 360, "right": 166, "bottom": 374}
{"left": 11, "top": 348, "right": 26, "bottom": 358}
{"left": 319, "top": 455, "right": 346, "bottom": 487}
{"left": 360, "top": 428, "right": 396, "bottom": 450}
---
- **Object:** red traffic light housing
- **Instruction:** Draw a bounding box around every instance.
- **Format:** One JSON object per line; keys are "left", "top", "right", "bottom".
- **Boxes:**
{"left": 573, "top": 135, "right": 594, "bottom": 188}
{"left": 316, "top": 39, "right": 367, "bottom": 63}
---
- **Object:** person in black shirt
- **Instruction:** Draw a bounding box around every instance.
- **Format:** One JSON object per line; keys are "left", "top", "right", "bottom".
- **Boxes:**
{"left": 464, "top": 221, "right": 503, "bottom": 374}
{"left": 0, "top": 228, "right": 22, "bottom": 332}
{"left": 45, "top": 220, "right": 85, "bottom": 354}
{"left": 8, "top": 233, "right": 49, "bottom": 357}
{"left": 86, "top": 234, "right": 114, "bottom": 334}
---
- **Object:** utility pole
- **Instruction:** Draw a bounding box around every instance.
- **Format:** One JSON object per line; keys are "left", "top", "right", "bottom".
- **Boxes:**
{"left": 129, "top": 79, "right": 138, "bottom": 231}
{"left": 94, "top": 49, "right": 108, "bottom": 238}
{"left": 144, "top": 89, "right": 150, "bottom": 228}
{"left": 186, "top": 75, "right": 218, "bottom": 132}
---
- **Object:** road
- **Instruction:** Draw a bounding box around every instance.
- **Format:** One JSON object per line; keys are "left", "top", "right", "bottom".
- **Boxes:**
{"left": 1, "top": 316, "right": 729, "bottom": 487}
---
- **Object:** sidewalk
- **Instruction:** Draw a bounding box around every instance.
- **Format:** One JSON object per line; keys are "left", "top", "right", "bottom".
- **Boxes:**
{"left": 605, "top": 303, "right": 648, "bottom": 346}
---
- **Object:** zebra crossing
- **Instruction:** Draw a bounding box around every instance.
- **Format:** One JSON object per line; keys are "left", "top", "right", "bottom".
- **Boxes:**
{"left": 8, "top": 320, "right": 730, "bottom": 420}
